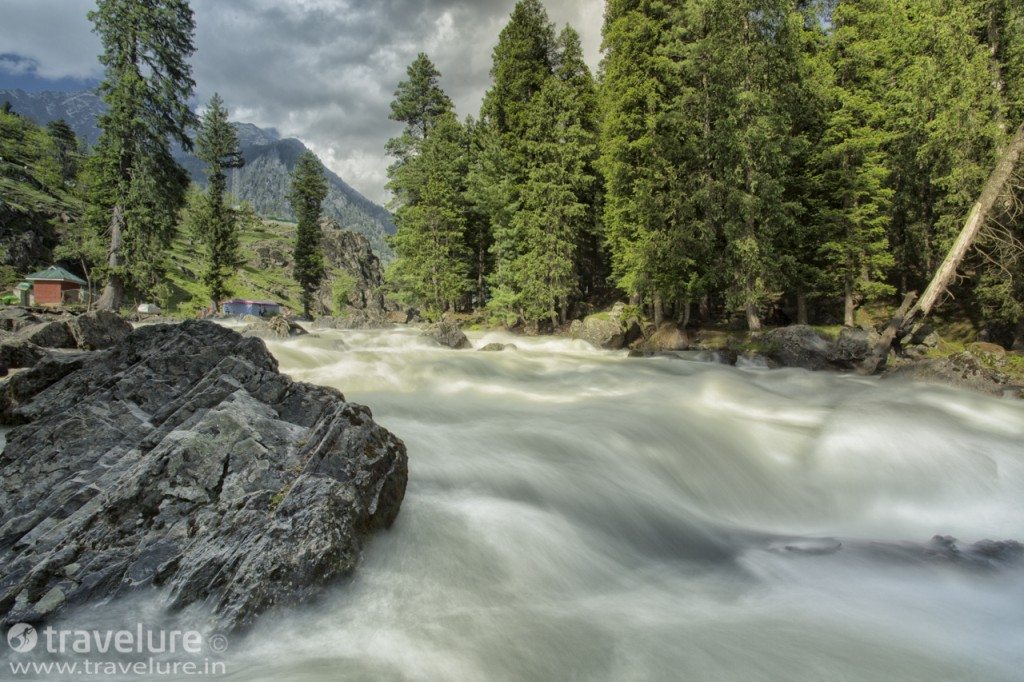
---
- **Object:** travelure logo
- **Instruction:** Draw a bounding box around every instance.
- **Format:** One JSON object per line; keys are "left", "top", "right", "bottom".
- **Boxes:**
{"left": 6, "top": 623, "right": 37, "bottom": 653}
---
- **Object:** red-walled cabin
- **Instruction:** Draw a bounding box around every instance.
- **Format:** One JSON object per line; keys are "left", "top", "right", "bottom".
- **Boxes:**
{"left": 23, "top": 266, "right": 88, "bottom": 307}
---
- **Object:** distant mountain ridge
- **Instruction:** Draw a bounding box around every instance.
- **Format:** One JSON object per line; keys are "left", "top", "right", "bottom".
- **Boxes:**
{"left": 0, "top": 89, "right": 395, "bottom": 258}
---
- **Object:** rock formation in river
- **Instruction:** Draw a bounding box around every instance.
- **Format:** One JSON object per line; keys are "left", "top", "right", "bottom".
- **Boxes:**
{"left": 0, "top": 321, "right": 408, "bottom": 631}
{"left": 0, "top": 309, "right": 133, "bottom": 370}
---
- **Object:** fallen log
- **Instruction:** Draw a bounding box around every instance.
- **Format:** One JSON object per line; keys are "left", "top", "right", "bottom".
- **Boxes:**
{"left": 859, "top": 122, "right": 1024, "bottom": 374}
{"left": 858, "top": 291, "right": 917, "bottom": 375}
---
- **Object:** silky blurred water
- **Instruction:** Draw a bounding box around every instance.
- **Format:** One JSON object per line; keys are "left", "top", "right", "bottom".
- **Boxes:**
{"left": 31, "top": 325, "right": 1024, "bottom": 681}
{"left": 191, "top": 326, "right": 1024, "bottom": 681}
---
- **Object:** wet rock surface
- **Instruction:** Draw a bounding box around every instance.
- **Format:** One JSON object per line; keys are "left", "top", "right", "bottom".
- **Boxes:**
{"left": 423, "top": 316, "right": 471, "bottom": 349}
{"left": 0, "top": 321, "right": 408, "bottom": 632}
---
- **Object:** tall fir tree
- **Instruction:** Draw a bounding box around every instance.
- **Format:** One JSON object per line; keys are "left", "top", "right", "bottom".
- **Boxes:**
{"left": 84, "top": 0, "right": 197, "bottom": 310}
{"left": 191, "top": 93, "right": 245, "bottom": 309}
{"left": 816, "top": 0, "right": 895, "bottom": 326}
{"left": 480, "top": 0, "right": 558, "bottom": 315}
{"left": 385, "top": 55, "right": 472, "bottom": 312}
{"left": 386, "top": 53, "right": 454, "bottom": 175}
{"left": 490, "top": 26, "right": 601, "bottom": 326}
{"left": 387, "top": 113, "right": 473, "bottom": 313}
{"left": 46, "top": 119, "right": 80, "bottom": 185}
{"left": 289, "top": 151, "right": 329, "bottom": 318}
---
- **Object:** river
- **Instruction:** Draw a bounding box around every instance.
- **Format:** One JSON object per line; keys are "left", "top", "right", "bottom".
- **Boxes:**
{"left": 180, "top": 326, "right": 1024, "bottom": 681}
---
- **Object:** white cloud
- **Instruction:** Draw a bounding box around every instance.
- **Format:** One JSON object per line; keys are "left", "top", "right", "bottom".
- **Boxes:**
{"left": 0, "top": 0, "right": 604, "bottom": 204}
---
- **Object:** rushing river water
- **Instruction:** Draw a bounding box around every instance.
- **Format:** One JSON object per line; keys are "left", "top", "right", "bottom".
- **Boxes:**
{"left": 19, "top": 326, "right": 1023, "bottom": 681}
{"left": 198, "top": 326, "right": 1024, "bottom": 682}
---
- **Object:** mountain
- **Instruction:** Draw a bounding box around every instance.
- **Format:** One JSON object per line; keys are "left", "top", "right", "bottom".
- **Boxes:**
{"left": 0, "top": 89, "right": 395, "bottom": 258}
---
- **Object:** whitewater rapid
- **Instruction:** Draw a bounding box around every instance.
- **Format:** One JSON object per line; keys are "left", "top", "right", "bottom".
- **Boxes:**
{"left": 184, "top": 326, "right": 1021, "bottom": 681}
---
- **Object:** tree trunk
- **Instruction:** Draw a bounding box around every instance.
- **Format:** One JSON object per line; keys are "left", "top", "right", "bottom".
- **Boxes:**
{"left": 843, "top": 274, "right": 855, "bottom": 327}
{"left": 96, "top": 205, "right": 125, "bottom": 311}
{"left": 679, "top": 299, "right": 692, "bottom": 328}
{"left": 796, "top": 292, "right": 808, "bottom": 326}
{"left": 858, "top": 292, "right": 918, "bottom": 375}
{"left": 912, "top": 122, "right": 1024, "bottom": 323}
{"left": 653, "top": 295, "right": 663, "bottom": 327}
{"left": 746, "top": 304, "right": 761, "bottom": 332}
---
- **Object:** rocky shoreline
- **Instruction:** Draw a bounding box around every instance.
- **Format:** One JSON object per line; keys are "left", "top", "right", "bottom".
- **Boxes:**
{"left": 0, "top": 320, "right": 407, "bottom": 632}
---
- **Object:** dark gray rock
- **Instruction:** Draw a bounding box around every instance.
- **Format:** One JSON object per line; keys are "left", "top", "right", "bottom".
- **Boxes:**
{"left": 479, "top": 343, "right": 517, "bottom": 352}
{"left": 16, "top": 320, "right": 76, "bottom": 349}
{"left": 760, "top": 325, "right": 834, "bottom": 370}
{"left": 569, "top": 303, "right": 645, "bottom": 350}
{"left": 828, "top": 326, "right": 881, "bottom": 369}
{"left": 640, "top": 323, "right": 690, "bottom": 352}
{"left": 312, "top": 310, "right": 393, "bottom": 331}
{"left": 69, "top": 310, "right": 132, "bottom": 350}
{"left": 423, "top": 317, "right": 471, "bottom": 349}
{"left": 0, "top": 308, "right": 42, "bottom": 333}
{"left": 243, "top": 316, "right": 308, "bottom": 339}
{"left": 0, "top": 321, "right": 407, "bottom": 632}
{"left": 883, "top": 352, "right": 1023, "bottom": 398}
{"left": 0, "top": 338, "right": 46, "bottom": 369}
{"left": 314, "top": 219, "right": 399, "bottom": 318}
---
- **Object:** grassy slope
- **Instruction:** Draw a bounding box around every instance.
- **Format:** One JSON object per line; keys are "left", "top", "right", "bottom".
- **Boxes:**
{"left": 165, "top": 218, "right": 303, "bottom": 316}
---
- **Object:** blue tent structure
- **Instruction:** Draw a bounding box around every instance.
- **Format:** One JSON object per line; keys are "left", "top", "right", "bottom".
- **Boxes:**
{"left": 222, "top": 299, "right": 282, "bottom": 317}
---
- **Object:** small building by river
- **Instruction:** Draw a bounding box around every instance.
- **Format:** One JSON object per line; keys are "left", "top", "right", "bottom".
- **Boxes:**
{"left": 222, "top": 299, "right": 282, "bottom": 317}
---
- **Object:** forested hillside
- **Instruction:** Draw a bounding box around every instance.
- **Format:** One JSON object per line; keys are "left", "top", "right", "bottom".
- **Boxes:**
{"left": 0, "top": 89, "right": 395, "bottom": 258}
{"left": 386, "top": 0, "right": 1024, "bottom": 344}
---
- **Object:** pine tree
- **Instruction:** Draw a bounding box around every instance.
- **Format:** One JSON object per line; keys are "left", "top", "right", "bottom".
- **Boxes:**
{"left": 885, "top": 0, "right": 1005, "bottom": 289}
{"left": 45, "top": 119, "right": 80, "bottom": 185}
{"left": 384, "top": 55, "right": 472, "bottom": 312}
{"left": 600, "top": 0, "right": 707, "bottom": 323}
{"left": 289, "top": 151, "right": 329, "bottom": 318}
{"left": 387, "top": 113, "right": 472, "bottom": 313}
{"left": 490, "top": 26, "right": 601, "bottom": 327}
{"left": 192, "top": 93, "right": 244, "bottom": 309}
{"left": 817, "top": 0, "right": 895, "bottom": 326}
{"left": 480, "top": 0, "right": 558, "bottom": 313}
{"left": 386, "top": 53, "right": 454, "bottom": 169}
{"left": 85, "top": 0, "right": 197, "bottom": 310}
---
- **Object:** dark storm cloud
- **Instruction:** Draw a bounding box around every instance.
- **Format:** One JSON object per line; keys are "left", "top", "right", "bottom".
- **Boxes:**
{"left": 0, "top": 0, "right": 602, "bottom": 202}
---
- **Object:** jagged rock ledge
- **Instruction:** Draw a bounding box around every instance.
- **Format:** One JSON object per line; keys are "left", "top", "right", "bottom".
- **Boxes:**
{"left": 0, "top": 320, "right": 408, "bottom": 632}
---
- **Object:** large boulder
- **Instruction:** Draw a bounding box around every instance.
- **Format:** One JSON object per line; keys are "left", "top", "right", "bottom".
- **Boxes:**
{"left": 314, "top": 219, "right": 399, "bottom": 318}
{"left": 243, "top": 316, "right": 308, "bottom": 339}
{"left": 883, "top": 352, "right": 1023, "bottom": 398}
{"left": 760, "top": 325, "right": 834, "bottom": 370}
{"left": 312, "top": 310, "right": 393, "bottom": 331}
{"left": 641, "top": 323, "right": 690, "bottom": 352}
{"left": 828, "top": 326, "right": 881, "bottom": 369}
{"left": 15, "top": 320, "right": 76, "bottom": 349}
{"left": 569, "top": 304, "right": 644, "bottom": 350}
{"left": 69, "top": 310, "right": 132, "bottom": 350}
{"left": 0, "top": 308, "right": 42, "bottom": 333}
{"left": 0, "top": 321, "right": 408, "bottom": 632}
{"left": 423, "top": 316, "right": 471, "bottom": 349}
{"left": 479, "top": 342, "right": 517, "bottom": 352}
{"left": 0, "top": 338, "right": 45, "bottom": 369}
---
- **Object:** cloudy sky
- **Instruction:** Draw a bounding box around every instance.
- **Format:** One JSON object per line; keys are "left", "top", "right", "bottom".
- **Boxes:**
{"left": 0, "top": 0, "right": 603, "bottom": 204}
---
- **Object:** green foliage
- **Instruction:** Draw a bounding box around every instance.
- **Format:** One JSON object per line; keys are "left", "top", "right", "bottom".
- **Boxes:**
{"left": 289, "top": 151, "right": 328, "bottom": 317}
{"left": 487, "top": 26, "right": 601, "bottom": 326}
{"left": 378, "top": 0, "right": 1024, "bottom": 334}
{"left": 83, "top": 0, "right": 197, "bottom": 309}
{"left": 387, "top": 113, "right": 472, "bottom": 313}
{"left": 332, "top": 270, "right": 358, "bottom": 313}
{"left": 191, "top": 93, "right": 245, "bottom": 308}
{"left": 386, "top": 53, "right": 454, "bottom": 168}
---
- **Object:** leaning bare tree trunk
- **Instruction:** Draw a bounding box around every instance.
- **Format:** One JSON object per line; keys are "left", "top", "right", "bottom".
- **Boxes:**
{"left": 858, "top": 122, "right": 1024, "bottom": 374}
{"left": 858, "top": 292, "right": 918, "bottom": 375}
{"left": 96, "top": 205, "right": 125, "bottom": 311}
{"left": 912, "top": 122, "right": 1024, "bottom": 322}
